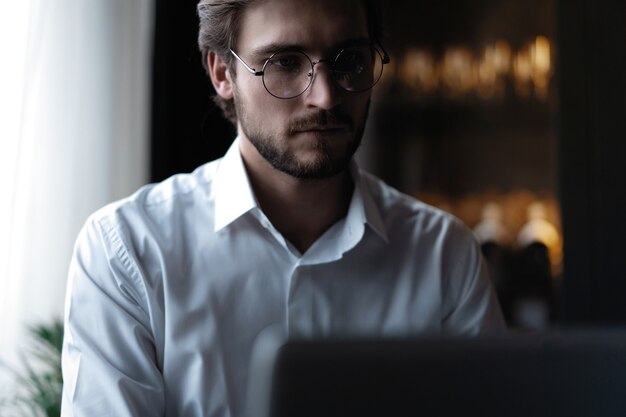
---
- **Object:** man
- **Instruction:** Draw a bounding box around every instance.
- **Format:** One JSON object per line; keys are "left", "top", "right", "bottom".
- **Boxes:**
{"left": 61, "top": 0, "right": 505, "bottom": 415}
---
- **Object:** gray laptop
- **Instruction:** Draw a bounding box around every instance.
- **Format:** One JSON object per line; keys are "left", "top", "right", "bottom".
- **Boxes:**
{"left": 261, "top": 332, "right": 626, "bottom": 417}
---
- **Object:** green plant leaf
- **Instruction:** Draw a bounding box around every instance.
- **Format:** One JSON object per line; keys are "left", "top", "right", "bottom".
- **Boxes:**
{"left": 0, "top": 319, "right": 64, "bottom": 417}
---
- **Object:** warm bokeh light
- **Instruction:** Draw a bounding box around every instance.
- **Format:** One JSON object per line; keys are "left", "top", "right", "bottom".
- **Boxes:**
{"left": 399, "top": 48, "right": 439, "bottom": 95}
{"left": 393, "top": 36, "right": 552, "bottom": 102}
{"left": 531, "top": 35, "right": 552, "bottom": 100}
{"left": 440, "top": 47, "right": 475, "bottom": 98}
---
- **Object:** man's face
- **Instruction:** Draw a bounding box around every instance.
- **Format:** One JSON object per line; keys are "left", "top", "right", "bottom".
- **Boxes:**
{"left": 232, "top": 0, "right": 372, "bottom": 180}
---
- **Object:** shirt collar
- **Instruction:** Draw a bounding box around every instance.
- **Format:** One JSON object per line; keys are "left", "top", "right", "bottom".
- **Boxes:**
{"left": 213, "top": 137, "right": 389, "bottom": 244}
{"left": 213, "top": 138, "right": 258, "bottom": 232}
{"left": 349, "top": 161, "right": 389, "bottom": 244}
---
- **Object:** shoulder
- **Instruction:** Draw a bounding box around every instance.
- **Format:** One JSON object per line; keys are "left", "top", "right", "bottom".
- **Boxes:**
{"left": 358, "top": 169, "right": 469, "bottom": 239}
{"left": 80, "top": 159, "right": 223, "bottom": 254}
{"left": 93, "top": 160, "right": 220, "bottom": 224}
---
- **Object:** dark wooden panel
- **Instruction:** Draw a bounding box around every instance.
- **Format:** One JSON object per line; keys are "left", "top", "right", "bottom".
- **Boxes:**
{"left": 558, "top": 0, "right": 626, "bottom": 323}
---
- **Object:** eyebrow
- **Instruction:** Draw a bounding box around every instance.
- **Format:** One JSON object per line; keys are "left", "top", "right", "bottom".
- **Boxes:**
{"left": 250, "top": 37, "right": 372, "bottom": 59}
{"left": 250, "top": 43, "right": 306, "bottom": 58}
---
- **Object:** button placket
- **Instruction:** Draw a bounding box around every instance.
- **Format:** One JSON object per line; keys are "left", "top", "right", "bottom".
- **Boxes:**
{"left": 285, "top": 263, "right": 334, "bottom": 338}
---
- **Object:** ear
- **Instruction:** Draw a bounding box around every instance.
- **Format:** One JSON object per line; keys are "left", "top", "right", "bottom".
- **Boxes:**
{"left": 207, "top": 51, "right": 234, "bottom": 99}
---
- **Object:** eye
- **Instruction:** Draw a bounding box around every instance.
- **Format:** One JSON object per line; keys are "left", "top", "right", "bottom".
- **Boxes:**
{"left": 334, "top": 48, "right": 370, "bottom": 75}
{"left": 267, "top": 53, "right": 305, "bottom": 74}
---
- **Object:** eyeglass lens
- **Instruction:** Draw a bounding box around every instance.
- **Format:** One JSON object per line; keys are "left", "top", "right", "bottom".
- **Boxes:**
{"left": 262, "top": 45, "right": 384, "bottom": 99}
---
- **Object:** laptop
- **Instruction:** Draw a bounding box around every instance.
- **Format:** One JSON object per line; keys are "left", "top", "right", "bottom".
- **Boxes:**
{"left": 257, "top": 332, "right": 626, "bottom": 417}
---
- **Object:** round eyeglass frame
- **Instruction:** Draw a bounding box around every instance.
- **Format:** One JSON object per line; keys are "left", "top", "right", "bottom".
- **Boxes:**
{"left": 229, "top": 44, "right": 390, "bottom": 99}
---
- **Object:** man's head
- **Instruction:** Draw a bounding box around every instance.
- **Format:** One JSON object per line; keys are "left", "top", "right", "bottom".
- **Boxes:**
{"left": 198, "top": 0, "right": 385, "bottom": 180}
{"left": 197, "top": 0, "right": 384, "bottom": 124}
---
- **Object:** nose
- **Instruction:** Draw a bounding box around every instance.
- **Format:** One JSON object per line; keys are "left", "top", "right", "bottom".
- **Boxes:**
{"left": 303, "top": 62, "right": 342, "bottom": 110}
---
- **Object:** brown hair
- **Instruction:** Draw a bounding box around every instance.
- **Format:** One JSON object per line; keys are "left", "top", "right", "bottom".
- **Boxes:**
{"left": 197, "top": 0, "right": 384, "bottom": 125}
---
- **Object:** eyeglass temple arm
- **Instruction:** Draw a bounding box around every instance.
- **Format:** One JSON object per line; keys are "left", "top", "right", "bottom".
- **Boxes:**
{"left": 378, "top": 43, "right": 391, "bottom": 65}
{"left": 230, "top": 49, "right": 264, "bottom": 76}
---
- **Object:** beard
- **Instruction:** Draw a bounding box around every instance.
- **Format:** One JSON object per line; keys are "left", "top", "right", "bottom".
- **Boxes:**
{"left": 233, "top": 90, "right": 370, "bottom": 180}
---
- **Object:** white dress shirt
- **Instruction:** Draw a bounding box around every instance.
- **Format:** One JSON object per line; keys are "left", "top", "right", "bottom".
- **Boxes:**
{"left": 61, "top": 138, "right": 505, "bottom": 417}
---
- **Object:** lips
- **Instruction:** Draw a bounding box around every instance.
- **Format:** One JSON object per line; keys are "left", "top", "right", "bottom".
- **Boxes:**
{"left": 296, "top": 125, "right": 349, "bottom": 133}
{"left": 289, "top": 111, "right": 353, "bottom": 135}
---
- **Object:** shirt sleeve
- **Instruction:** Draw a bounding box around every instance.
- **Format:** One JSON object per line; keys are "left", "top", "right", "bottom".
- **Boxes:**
{"left": 61, "top": 213, "right": 164, "bottom": 417}
{"left": 441, "top": 219, "right": 507, "bottom": 335}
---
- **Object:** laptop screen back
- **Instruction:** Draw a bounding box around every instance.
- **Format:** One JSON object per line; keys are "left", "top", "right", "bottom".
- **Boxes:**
{"left": 267, "top": 333, "right": 626, "bottom": 417}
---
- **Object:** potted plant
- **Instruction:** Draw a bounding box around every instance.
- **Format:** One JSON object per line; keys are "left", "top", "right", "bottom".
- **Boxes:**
{"left": 0, "top": 320, "right": 63, "bottom": 417}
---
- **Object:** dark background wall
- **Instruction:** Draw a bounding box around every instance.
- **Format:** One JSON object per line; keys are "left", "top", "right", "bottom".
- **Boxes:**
{"left": 373, "top": 0, "right": 557, "bottom": 198}
{"left": 557, "top": 0, "right": 626, "bottom": 325}
{"left": 150, "top": 0, "right": 234, "bottom": 183}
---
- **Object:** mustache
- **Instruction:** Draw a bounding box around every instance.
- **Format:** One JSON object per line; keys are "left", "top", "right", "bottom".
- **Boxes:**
{"left": 288, "top": 111, "right": 354, "bottom": 133}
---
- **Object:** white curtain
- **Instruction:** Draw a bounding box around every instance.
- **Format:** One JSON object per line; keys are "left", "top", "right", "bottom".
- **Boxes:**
{"left": 0, "top": 0, "right": 154, "bottom": 368}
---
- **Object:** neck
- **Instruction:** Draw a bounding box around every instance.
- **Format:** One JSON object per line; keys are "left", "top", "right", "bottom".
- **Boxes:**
{"left": 239, "top": 138, "right": 354, "bottom": 254}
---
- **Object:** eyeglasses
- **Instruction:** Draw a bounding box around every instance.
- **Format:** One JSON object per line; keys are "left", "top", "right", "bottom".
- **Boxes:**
{"left": 230, "top": 43, "right": 390, "bottom": 99}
